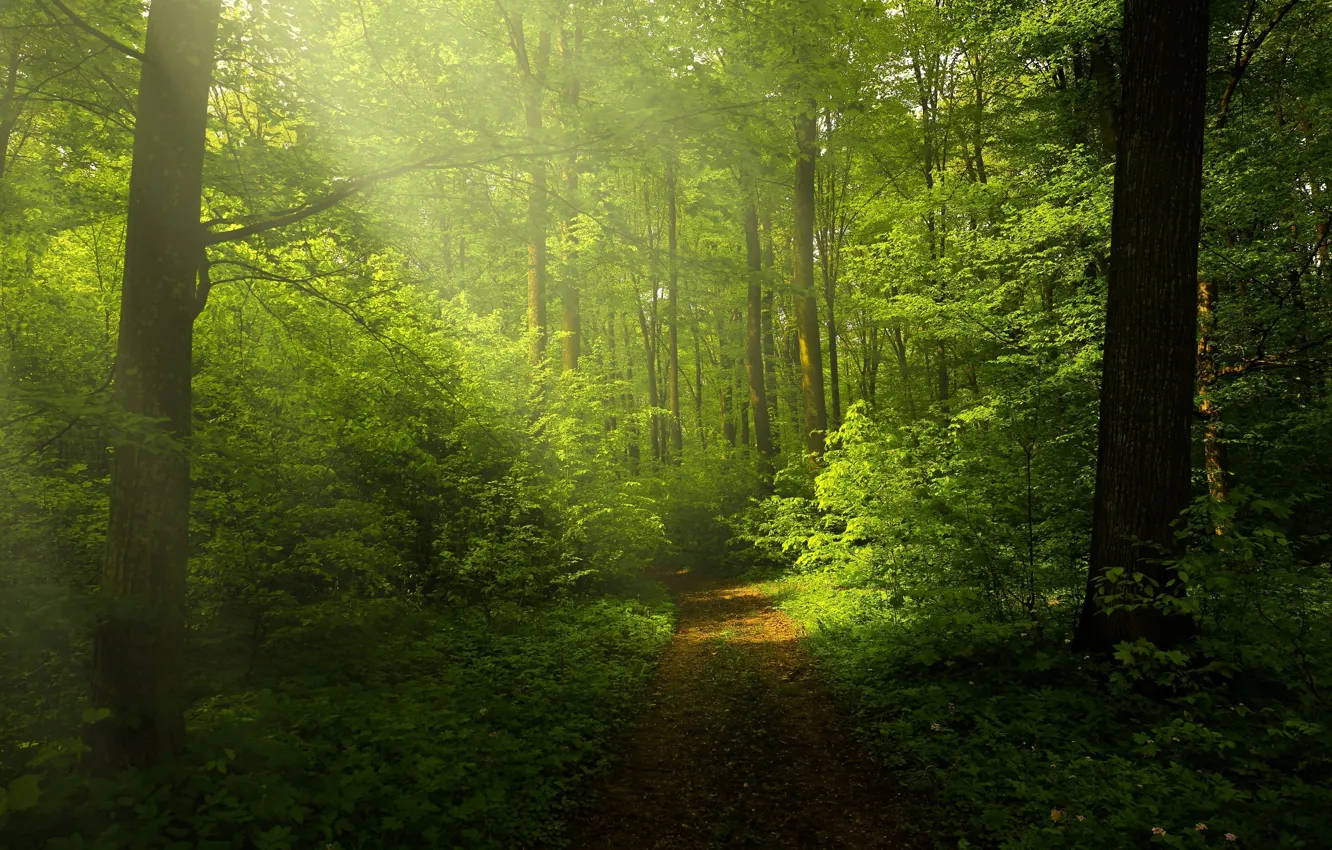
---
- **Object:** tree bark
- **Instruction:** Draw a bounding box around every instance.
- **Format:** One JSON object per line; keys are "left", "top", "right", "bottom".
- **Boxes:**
{"left": 1073, "top": 0, "right": 1210, "bottom": 655}
{"left": 559, "top": 26, "right": 582, "bottom": 371}
{"left": 92, "top": 0, "right": 221, "bottom": 771}
{"left": 1196, "top": 277, "right": 1228, "bottom": 508}
{"left": 745, "top": 203, "right": 775, "bottom": 465}
{"left": 505, "top": 15, "right": 550, "bottom": 365}
{"left": 761, "top": 215, "right": 779, "bottom": 453}
{"left": 666, "top": 160, "right": 683, "bottom": 454}
{"left": 793, "top": 108, "right": 827, "bottom": 457}
{"left": 0, "top": 43, "right": 20, "bottom": 180}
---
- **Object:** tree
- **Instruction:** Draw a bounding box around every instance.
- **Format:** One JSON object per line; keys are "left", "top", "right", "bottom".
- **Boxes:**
{"left": 793, "top": 107, "right": 828, "bottom": 457}
{"left": 1073, "top": 0, "right": 1211, "bottom": 654}
{"left": 745, "top": 201, "right": 775, "bottom": 471}
{"left": 91, "top": 0, "right": 221, "bottom": 770}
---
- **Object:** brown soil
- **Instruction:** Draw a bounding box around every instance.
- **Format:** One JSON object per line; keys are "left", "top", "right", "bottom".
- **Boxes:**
{"left": 562, "top": 569, "right": 921, "bottom": 849}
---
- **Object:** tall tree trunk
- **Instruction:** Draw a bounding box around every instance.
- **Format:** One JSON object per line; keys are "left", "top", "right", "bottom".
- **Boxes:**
{"left": 1090, "top": 36, "right": 1120, "bottom": 160}
{"left": 1196, "top": 277, "right": 1228, "bottom": 508}
{"left": 761, "top": 215, "right": 779, "bottom": 453}
{"left": 745, "top": 204, "right": 775, "bottom": 465}
{"left": 0, "top": 43, "right": 20, "bottom": 180}
{"left": 936, "top": 341, "right": 950, "bottom": 415}
{"left": 666, "top": 160, "right": 682, "bottom": 454}
{"left": 719, "top": 314, "right": 737, "bottom": 446}
{"left": 636, "top": 293, "right": 661, "bottom": 462}
{"left": 793, "top": 108, "right": 827, "bottom": 457}
{"left": 505, "top": 16, "right": 550, "bottom": 365}
{"left": 559, "top": 27, "right": 582, "bottom": 371}
{"left": 606, "top": 311, "right": 619, "bottom": 431}
{"left": 92, "top": 0, "right": 222, "bottom": 771}
{"left": 693, "top": 306, "right": 705, "bottom": 448}
{"left": 623, "top": 315, "right": 640, "bottom": 473}
{"left": 1073, "top": 0, "right": 1210, "bottom": 655}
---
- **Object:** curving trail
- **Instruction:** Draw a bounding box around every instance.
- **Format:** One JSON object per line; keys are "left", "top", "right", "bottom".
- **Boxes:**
{"left": 563, "top": 569, "right": 921, "bottom": 849}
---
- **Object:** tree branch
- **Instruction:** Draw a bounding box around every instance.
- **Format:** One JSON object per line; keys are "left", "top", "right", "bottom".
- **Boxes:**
{"left": 41, "top": 0, "right": 146, "bottom": 62}
{"left": 1217, "top": 0, "right": 1300, "bottom": 129}
{"left": 203, "top": 141, "right": 592, "bottom": 246}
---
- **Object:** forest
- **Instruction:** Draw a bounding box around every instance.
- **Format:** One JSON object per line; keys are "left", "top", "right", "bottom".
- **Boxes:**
{"left": 1, "top": 0, "right": 1330, "bottom": 846}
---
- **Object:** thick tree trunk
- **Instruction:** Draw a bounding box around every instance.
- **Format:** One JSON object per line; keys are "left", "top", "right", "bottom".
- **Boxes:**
{"left": 92, "top": 0, "right": 221, "bottom": 771}
{"left": 666, "top": 161, "right": 682, "bottom": 454}
{"left": 793, "top": 109, "right": 827, "bottom": 457}
{"left": 745, "top": 204, "right": 775, "bottom": 465}
{"left": 1074, "top": 0, "right": 1210, "bottom": 655}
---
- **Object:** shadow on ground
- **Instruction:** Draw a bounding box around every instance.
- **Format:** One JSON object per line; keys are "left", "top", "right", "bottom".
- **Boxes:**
{"left": 561, "top": 568, "right": 923, "bottom": 849}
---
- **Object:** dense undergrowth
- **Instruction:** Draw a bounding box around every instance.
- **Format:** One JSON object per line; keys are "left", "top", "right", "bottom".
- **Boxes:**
{"left": 735, "top": 421, "right": 1332, "bottom": 849}
{"left": 4, "top": 594, "right": 672, "bottom": 849}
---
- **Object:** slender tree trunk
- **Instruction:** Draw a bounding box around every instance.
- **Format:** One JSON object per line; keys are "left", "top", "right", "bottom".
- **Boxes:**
{"left": 761, "top": 216, "right": 779, "bottom": 453}
{"left": 559, "top": 27, "right": 582, "bottom": 371}
{"left": 506, "top": 16, "right": 550, "bottom": 365}
{"left": 1074, "top": 0, "right": 1210, "bottom": 655}
{"left": 1196, "top": 277, "right": 1228, "bottom": 507}
{"left": 0, "top": 44, "right": 20, "bottom": 180}
{"left": 623, "top": 315, "right": 640, "bottom": 473}
{"left": 1090, "top": 36, "right": 1120, "bottom": 160}
{"left": 936, "top": 341, "right": 950, "bottom": 415}
{"left": 793, "top": 109, "right": 828, "bottom": 457}
{"left": 719, "top": 314, "right": 737, "bottom": 446}
{"left": 693, "top": 306, "right": 705, "bottom": 448}
{"left": 636, "top": 294, "right": 661, "bottom": 462}
{"left": 92, "top": 0, "right": 222, "bottom": 771}
{"left": 606, "top": 311, "right": 619, "bottom": 431}
{"left": 666, "top": 160, "right": 683, "bottom": 454}
{"left": 745, "top": 204, "right": 775, "bottom": 465}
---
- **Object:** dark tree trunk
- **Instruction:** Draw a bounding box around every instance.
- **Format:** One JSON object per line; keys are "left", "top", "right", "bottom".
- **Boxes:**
{"left": 793, "top": 109, "right": 827, "bottom": 457}
{"left": 745, "top": 204, "right": 775, "bottom": 466}
{"left": 92, "top": 0, "right": 221, "bottom": 771}
{"left": 1074, "top": 0, "right": 1210, "bottom": 655}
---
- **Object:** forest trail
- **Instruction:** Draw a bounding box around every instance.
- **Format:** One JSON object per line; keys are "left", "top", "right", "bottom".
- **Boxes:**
{"left": 563, "top": 569, "right": 919, "bottom": 849}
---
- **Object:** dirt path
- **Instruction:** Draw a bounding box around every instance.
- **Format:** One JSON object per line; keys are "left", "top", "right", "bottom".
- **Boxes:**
{"left": 562, "top": 569, "right": 920, "bottom": 849}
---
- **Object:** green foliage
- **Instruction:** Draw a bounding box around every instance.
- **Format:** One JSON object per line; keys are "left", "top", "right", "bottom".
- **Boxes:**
{"left": 3, "top": 595, "right": 673, "bottom": 848}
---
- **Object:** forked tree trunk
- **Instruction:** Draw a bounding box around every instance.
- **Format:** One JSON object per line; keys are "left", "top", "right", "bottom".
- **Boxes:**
{"left": 793, "top": 108, "right": 827, "bottom": 457}
{"left": 92, "top": 0, "right": 222, "bottom": 771}
{"left": 1074, "top": 0, "right": 1210, "bottom": 655}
